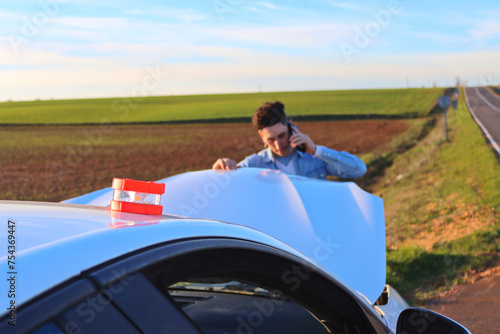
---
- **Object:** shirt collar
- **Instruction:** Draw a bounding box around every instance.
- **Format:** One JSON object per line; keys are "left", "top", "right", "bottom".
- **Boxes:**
{"left": 262, "top": 147, "right": 274, "bottom": 163}
{"left": 295, "top": 149, "right": 307, "bottom": 157}
{"left": 263, "top": 147, "right": 305, "bottom": 163}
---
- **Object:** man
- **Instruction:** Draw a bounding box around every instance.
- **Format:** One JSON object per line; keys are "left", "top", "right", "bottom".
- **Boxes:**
{"left": 212, "top": 101, "right": 366, "bottom": 180}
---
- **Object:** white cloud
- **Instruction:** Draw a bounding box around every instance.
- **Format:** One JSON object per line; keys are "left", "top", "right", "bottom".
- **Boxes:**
{"left": 3, "top": 45, "right": 499, "bottom": 101}
{"left": 250, "top": 1, "right": 283, "bottom": 10}
{"left": 53, "top": 16, "right": 130, "bottom": 31}
{"left": 411, "top": 31, "right": 467, "bottom": 45}
{"left": 259, "top": 2, "right": 281, "bottom": 10}
{"left": 125, "top": 7, "right": 209, "bottom": 22}
{"left": 324, "top": 1, "right": 370, "bottom": 12}
{"left": 202, "top": 23, "right": 351, "bottom": 48}
{"left": 0, "top": 59, "right": 169, "bottom": 101}
{"left": 470, "top": 20, "right": 500, "bottom": 40}
{"left": 0, "top": 10, "right": 21, "bottom": 21}
{"left": 246, "top": 1, "right": 284, "bottom": 13}
{"left": 248, "top": 7, "right": 263, "bottom": 13}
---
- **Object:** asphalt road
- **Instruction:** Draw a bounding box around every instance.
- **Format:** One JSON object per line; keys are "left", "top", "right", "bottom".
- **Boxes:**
{"left": 426, "top": 267, "right": 500, "bottom": 334}
{"left": 464, "top": 87, "right": 500, "bottom": 157}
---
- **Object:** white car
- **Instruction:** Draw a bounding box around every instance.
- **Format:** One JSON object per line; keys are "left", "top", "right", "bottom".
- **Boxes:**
{"left": 0, "top": 168, "right": 470, "bottom": 333}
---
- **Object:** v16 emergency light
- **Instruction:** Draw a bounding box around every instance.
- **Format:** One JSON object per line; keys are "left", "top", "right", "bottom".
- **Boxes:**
{"left": 110, "top": 178, "right": 165, "bottom": 215}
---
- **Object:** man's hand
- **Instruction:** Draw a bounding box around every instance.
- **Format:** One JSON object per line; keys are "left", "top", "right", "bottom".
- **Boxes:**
{"left": 212, "top": 158, "right": 238, "bottom": 170}
{"left": 289, "top": 127, "right": 317, "bottom": 155}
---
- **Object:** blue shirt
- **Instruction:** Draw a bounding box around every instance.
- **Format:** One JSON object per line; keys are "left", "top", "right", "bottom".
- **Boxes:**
{"left": 238, "top": 146, "right": 367, "bottom": 180}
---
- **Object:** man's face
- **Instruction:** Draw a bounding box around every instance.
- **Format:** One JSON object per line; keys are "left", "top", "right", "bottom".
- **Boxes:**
{"left": 258, "top": 122, "right": 293, "bottom": 157}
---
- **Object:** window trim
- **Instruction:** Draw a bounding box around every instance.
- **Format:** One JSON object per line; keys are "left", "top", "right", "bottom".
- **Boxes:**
{"left": 88, "top": 238, "right": 385, "bottom": 334}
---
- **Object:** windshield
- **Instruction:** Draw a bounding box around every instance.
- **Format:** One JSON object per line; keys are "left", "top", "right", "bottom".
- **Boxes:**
{"left": 169, "top": 280, "right": 279, "bottom": 298}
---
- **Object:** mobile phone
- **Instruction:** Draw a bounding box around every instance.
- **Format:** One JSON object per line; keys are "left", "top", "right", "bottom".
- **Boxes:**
{"left": 288, "top": 123, "right": 306, "bottom": 153}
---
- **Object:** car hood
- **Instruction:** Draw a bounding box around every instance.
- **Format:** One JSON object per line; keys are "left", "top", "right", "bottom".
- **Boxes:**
{"left": 64, "top": 168, "right": 386, "bottom": 303}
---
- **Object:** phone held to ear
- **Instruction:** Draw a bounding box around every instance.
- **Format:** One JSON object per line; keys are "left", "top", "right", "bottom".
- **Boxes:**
{"left": 288, "top": 123, "right": 306, "bottom": 153}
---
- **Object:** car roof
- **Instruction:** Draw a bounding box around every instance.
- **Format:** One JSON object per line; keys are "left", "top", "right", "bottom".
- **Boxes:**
{"left": 0, "top": 201, "right": 311, "bottom": 314}
{"left": 63, "top": 168, "right": 387, "bottom": 304}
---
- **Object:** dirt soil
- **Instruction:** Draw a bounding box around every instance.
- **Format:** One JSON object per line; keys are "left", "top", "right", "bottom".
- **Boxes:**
{"left": 1, "top": 120, "right": 407, "bottom": 202}
{"left": 405, "top": 193, "right": 497, "bottom": 251}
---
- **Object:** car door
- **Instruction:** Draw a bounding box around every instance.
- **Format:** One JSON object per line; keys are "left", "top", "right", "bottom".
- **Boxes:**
{"left": 1, "top": 238, "right": 387, "bottom": 334}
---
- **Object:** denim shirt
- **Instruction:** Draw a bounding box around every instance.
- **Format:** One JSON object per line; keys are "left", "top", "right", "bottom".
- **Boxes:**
{"left": 237, "top": 146, "right": 367, "bottom": 180}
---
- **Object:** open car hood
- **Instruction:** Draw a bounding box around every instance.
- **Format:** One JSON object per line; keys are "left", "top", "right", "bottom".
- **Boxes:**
{"left": 64, "top": 168, "right": 386, "bottom": 303}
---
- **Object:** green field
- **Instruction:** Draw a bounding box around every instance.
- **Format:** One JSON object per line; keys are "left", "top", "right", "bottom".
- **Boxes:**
{"left": 0, "top": 88, "right": 443, "bottom": 124}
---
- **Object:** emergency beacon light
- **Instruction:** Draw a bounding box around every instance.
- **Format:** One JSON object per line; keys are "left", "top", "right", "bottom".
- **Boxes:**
{"left": 110, "top": 178, "right": 165, "bottom": 215}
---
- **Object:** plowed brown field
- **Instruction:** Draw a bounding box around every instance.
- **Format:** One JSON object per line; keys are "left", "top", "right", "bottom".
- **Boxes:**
{"left": 1, "top": 120, "right": 409, "bottom": 202}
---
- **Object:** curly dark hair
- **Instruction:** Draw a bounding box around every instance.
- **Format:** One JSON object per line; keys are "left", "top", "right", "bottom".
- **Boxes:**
{"left": 251, "top": 101, "right": 288, "bottom": 130}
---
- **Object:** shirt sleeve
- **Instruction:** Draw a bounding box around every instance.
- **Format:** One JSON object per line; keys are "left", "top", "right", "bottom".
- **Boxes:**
{"left": 237, "top": 152, "right": 265, "bottom": 168}
{"left": 237, "top": 149, "right": 275, "bottom": 169}
{"left": 314, "top": 145, "right": 367, "bottom": 178}
{"left": 237, "top": 156, "right": 251, "bottom": 167}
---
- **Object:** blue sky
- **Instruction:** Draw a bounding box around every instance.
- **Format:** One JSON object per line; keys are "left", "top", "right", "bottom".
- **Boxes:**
{"left": 1, "top": 0, "right": 499, "bottom": 101}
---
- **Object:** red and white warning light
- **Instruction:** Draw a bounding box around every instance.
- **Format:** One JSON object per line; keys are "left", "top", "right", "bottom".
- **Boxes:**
{"left": 110, "top": 178, "right": 165, "bottom": 215}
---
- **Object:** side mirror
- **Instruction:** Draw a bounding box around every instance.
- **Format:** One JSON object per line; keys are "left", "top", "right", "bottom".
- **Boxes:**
{"left": 396, "top": 307, "right": 471, "bottom": 334}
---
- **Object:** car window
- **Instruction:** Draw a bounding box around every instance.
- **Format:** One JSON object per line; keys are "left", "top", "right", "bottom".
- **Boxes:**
{"left": 167, "top": 279, "right": 330, "bottom": 334}
{"left": 55, "top": 293, "right": 141, "bottom": 334}
{"left": 30, "top": 322, "right": 63, "bottom": 334}
{"left": 137, "top": 243, "right": 367, "bottom": 334}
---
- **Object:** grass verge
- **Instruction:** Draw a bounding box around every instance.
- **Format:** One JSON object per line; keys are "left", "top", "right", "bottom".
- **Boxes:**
{"left": 488, "top": 86, "right": 500, "bottom": 97}
{"left": 372, "top": 88, "right": 500, "bottom": 304}
{"left": 387, "top": 226, "right": 499, "bottom": 305}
